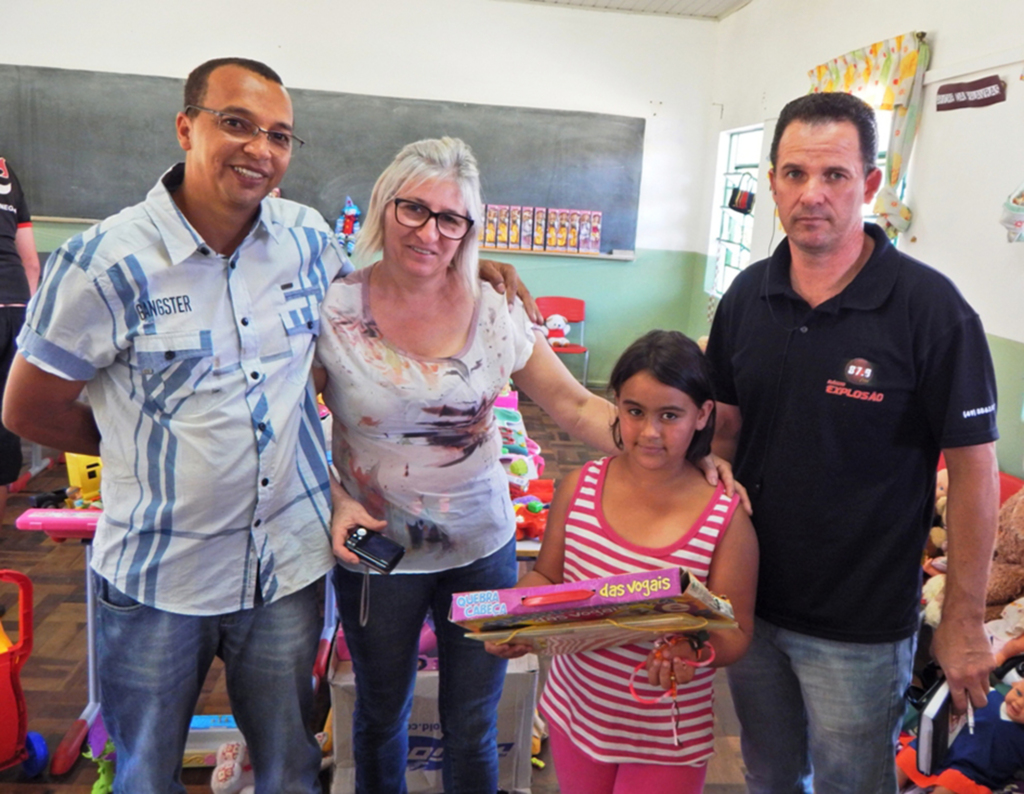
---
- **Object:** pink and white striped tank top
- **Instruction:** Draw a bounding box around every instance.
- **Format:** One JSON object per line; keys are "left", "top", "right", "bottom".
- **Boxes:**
{"left": 539, "top": 457, "right": 739, "bottom": 766}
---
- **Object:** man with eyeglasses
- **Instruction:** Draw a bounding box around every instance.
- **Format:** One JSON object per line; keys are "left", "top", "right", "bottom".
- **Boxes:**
{"left": 4, "top": 57, "right": 346, "bottom": 793}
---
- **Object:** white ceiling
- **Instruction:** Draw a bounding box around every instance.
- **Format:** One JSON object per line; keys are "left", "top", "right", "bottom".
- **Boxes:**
{"left": 497, "top": 0, "right": 753, "bottom": 21}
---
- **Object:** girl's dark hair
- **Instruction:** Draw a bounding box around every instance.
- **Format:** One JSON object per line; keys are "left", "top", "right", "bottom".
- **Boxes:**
{"left": 607, "top": 330, "right": 716, "bottom": 464}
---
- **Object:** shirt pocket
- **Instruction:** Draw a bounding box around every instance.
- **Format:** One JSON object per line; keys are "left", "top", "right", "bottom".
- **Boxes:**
{"left": 280, "top": 297, "right": 321, "bottom": 385}
{"left": 133, "top": 330, "right": 215, "bottom": 416}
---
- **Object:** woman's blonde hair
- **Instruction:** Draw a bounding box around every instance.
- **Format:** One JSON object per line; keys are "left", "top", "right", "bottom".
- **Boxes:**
{"left": 353, "top": 137, "right": 482, "bottom": 297}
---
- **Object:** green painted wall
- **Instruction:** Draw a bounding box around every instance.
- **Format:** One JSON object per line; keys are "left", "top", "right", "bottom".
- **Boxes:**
{"left": 500, "top": 248, "right": 711, "bottom": 390}
{"left": 990, "top": 334, "right": 1024, "bottom": 479}
{"left": 32, "top": 220, "right": 93, "bottom": 254}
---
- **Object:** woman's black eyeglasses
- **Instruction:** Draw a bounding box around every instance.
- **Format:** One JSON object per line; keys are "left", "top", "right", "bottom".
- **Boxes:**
{"left": 392, "top": 198, "right": 474, "bottom": 240}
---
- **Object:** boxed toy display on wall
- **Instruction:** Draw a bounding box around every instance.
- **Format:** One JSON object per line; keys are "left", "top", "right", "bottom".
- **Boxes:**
{"left": 479, "top": 204, "right": 603, "bottom": 254}
{"left": 587, "top": 210, "right": 602, "bottom": 254}
{"left": 484, "top": 206, "right": 498, "bottom": 248}
{"left": 545, "top": 209, "right": 559, "bottom": 250}
{"left": 567, "top": 211, "right": 581, "bottom": 251}
{"left": 509, "top": 206, "right": 521, "bottom": 249}
{"left": 578, "top": 212, "right": 592, "bottom": 253}
{"left": 495, "top": 206, "right": 510, "bottom": 249}
{"left": 519, "top": 207, "right": 534, "bottom": 251}
{"left": 533, "top": 208, "right": 546, "bottom": 249}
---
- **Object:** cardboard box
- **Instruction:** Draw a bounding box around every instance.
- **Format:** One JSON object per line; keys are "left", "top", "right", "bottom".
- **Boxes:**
{"left": 331, "top": 654, "right": 538, "bottom": 794}
{"left": 495, "top": 205, "right": 510, "bottom": 249}
{"left": 519, "top": 207, "right": 534, "bottom": 251}
{"left": 533, "top": 208, "right": 547, "bottom": 250}
{"left": 567, "top": 211, "right": 581, "bottom": 252}
{"left": 578, "top": 212, "right": 592, "bottom": 253}
{"left": 483, "top": 205, "right": 498, "bottom": 248}
{"left": 509, "top": 206, "right": 522, "bottom": 249}
{"left": 544, "top": 208, "right": 559, "bottom": 250}
{"left": 587, "top": 210, "right": 602, "bottom": 254}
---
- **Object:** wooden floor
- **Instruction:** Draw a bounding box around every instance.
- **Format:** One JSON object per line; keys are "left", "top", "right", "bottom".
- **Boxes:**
{"left": 0, "top": 396, "right": 747, "bottom": 792}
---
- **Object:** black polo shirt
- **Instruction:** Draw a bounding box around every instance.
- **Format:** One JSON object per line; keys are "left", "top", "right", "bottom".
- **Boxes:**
{"left": 0, "top": 157, "right": 32, "bottom": 303}
{"left": 706, "top": 224, "right": 998, "bottom": 643}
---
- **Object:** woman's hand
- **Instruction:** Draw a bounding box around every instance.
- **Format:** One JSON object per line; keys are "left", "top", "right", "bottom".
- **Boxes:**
{"left": 484, "top": 640, "right": 533, "bottom": 659}
{"left": 329, "top": 476, "right": 387, "bottom": 565}
{"left": 696, "top": 453, "right": 752, "bottom": 515}
{"left": 479, "top": 259, "right": 543, "bottom": 323}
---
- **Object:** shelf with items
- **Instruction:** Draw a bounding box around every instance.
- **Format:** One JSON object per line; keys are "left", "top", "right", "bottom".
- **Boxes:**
{"left": 481, "top": 248, "right": 635, "bottom": 262}
{"left": 481, "top": 204, "right": 609, "bottom": 258}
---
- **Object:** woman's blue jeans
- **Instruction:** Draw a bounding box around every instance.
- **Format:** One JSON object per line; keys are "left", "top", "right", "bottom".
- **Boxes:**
{"left": 334, "top": 537, "right": 517, "bottom": 794}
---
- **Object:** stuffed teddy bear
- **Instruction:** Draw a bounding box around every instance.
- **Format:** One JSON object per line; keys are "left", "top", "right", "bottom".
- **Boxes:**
{"left": 924, "top": 468, "right": 949, "bottom": 561}
{"left": 543, "top": 314, "right": 570, "bottom": 347}
{"left": 921, "top": 572, "right": 946, "bottom": 629}
{"left": 210, "top": 741, "right": 254, "bottom": 794}
{"left": 987, "top": 487, "right": 1024, "bottom": 621}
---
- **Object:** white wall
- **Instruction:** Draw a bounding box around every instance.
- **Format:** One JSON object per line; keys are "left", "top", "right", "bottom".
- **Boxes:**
{"left": 710, "top": 0, "right": 1024, "bottom": 343}
{"left": 4, "top": 0, "right": 718, "bottom": 253}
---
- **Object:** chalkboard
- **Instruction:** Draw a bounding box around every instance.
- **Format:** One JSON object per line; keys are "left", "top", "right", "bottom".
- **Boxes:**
{"left": 0, "top": 64, "right": 645, "bottom": 253}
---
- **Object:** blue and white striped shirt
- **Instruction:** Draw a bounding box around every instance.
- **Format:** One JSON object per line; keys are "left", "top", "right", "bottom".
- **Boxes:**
{"left": 18, "top": 164, "right": 351, "bottom": 615}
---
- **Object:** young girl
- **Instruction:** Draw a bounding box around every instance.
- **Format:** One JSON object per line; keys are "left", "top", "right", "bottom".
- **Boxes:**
{"left": 487, "top": 329, "right": 758, "bottom": 793}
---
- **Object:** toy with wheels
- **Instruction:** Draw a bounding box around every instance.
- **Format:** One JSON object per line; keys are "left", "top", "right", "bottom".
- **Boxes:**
{"left": 0, "top": 570, "right": 49, "bottom": 777}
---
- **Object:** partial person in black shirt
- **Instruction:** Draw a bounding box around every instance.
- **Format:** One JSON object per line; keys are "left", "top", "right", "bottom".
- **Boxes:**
{"left": 705, "top": 92, "right": 1000, "bottom": 794}
{"left": 0, "top": 157, "right": 39, "bottom": 524}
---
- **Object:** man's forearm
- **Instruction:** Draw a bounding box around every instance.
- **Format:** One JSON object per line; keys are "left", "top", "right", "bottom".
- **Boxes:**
{"left": 942, "top": 443, "right": 999, "bottom": 621}
{"left": 931, "top": 442, "right": 999, "bottom": 708}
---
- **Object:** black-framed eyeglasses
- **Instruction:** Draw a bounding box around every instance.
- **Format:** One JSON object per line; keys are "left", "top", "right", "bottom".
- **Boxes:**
{"left": 186, "top": 105, "right": 305, "bottom": 151}
{"left": 392, "top": 198, "right": 474, "bottom": 240}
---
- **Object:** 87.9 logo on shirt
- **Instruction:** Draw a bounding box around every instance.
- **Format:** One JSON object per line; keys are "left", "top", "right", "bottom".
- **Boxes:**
{"left": 825, "top": 357, "right": 884, "bottom": 403}
{"left": 844, "top": 358, "right": 874, "bottom": 385}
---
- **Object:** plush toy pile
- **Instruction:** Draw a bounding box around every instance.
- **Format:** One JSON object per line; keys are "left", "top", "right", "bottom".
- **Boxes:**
{"left": 988, "top": 488, "right": 1024, "bottom": 621}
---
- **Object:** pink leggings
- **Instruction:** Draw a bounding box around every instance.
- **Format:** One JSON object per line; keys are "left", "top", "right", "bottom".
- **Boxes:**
{"left": 548, "top": 721, "right": 708, "bottom": 794}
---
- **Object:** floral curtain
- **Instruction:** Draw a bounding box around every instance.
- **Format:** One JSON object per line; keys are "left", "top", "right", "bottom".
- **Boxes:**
{"left": 808, "top": 32, "right": 931, "bottom": 240}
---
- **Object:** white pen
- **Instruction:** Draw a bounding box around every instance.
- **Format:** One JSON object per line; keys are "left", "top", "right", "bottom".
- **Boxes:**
{"left": 967, "top": 698, "right": 975, "bottom": 735}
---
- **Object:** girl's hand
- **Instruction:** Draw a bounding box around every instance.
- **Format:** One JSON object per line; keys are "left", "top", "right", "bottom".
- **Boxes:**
{"left": 484, "top": 640, "right": 532, "bottom": 659}
{"left": 645, "top": 639, "right": 698, "bottom": 690}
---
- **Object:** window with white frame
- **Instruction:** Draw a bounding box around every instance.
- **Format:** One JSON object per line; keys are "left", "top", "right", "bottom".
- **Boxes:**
{"left": 707, "top": 125, "right": 763, "bottom": 298}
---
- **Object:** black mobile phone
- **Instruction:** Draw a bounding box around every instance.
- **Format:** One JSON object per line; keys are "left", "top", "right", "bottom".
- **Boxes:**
{"left": 344, "top": 527, "right": 405, "bottom": 574}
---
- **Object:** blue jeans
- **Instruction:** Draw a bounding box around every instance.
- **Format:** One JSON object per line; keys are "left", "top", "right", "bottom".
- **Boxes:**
{"left": 334, "top": 537, "right": 518, "bottom": 794}
{"left": 727, "top": 616, "right": 915, "bottom": 794}
{"left": 94, "top": 573, "right": 322, "bottom": 794}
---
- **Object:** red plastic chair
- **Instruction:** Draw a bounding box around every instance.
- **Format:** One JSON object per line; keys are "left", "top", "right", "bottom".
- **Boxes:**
{"left": 536, "top": 296, "right": 589, "bottom": 387}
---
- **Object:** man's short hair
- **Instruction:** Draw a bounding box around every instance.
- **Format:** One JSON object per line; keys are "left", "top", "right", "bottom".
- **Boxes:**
{"left": 770, "top": 93, "right": 879, "bottom": 174}
{"left": 183, "top": 58, "right": 283, "bottom": 115}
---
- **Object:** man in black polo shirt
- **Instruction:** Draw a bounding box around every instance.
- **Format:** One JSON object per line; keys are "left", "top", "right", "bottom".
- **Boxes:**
{"left": 705, "top": 93, "right": 999, "bottom": 794}
{"left": 0, "top": 157, "right": 39, "bottom": 525}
